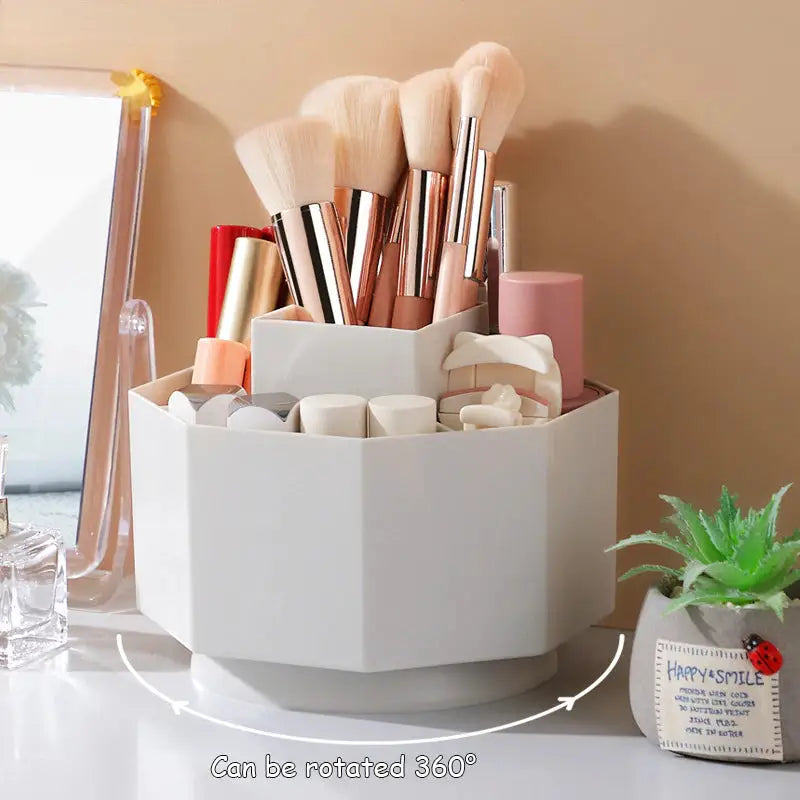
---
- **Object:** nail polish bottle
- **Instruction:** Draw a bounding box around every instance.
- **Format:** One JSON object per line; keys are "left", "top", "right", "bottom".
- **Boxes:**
{"left": 0, "top": 435, "right": 68, "bottom": 668}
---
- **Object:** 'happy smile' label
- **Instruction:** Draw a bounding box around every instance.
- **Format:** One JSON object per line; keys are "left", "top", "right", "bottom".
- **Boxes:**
{"left": 654, "top": 639, "right": 782, "bottom": 761}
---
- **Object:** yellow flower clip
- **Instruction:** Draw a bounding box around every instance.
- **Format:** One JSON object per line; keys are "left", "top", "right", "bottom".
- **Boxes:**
{"left": 111, "top": 69, "right": 163, "bottom": 118}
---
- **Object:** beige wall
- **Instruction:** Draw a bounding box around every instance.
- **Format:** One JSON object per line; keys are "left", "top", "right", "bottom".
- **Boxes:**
{"left": 5, "top": 1, "right": 800, "bottom": 627}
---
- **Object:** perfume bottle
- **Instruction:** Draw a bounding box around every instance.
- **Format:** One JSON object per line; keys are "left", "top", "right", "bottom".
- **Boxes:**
{"left": 0, "top": 435, "right": 68, "bottom": 668}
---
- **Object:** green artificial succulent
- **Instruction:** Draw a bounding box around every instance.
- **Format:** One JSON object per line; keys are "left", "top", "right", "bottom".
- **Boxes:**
{"left": 607, "top": 485, "right": 800, "bottom": 619}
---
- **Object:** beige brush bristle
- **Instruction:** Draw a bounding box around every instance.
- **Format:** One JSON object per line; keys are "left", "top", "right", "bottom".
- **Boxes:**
{"left": 398, "top": 68, "right": 453, "bottom": 174}
{"left": 299, "top": 76, "right": 405, "bottom": 198}
{"left": 451, "top": 42, "right": 525, "bottom": 152}
{"left": 299, "top": 75, "right": 381, "bottom": 113}
{"left": 459, "top": 66, "right": 492, "bottom": 120}
{"left": 234, "top": 117, "right": 335, "bottom": 215}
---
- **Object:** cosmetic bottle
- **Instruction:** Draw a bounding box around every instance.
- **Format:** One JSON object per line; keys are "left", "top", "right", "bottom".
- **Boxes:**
{"left": 0, "top": 435, "right": 68, "bottom": 669}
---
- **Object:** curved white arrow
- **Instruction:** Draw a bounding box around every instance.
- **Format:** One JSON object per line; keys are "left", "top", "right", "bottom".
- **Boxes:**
{"left": 116, "top": 632, "right": 625, "bottom": 747}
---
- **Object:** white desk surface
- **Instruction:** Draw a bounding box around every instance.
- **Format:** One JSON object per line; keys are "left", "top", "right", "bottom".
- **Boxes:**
{"left": 1, "top": 609, "right": 797, "bottom": 799}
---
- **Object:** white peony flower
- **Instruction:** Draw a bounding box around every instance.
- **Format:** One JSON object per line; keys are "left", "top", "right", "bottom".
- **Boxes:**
{"left": 0, "top": 260, "right": 44, "bottom": 412}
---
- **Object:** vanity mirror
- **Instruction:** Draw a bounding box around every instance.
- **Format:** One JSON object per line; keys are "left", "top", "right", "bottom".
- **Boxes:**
{"left": 0, "top": 65, "right": 159, "bottom": 606}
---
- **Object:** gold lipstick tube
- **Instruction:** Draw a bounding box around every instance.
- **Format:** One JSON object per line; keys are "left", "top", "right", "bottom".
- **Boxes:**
{"left": 433, "top": 115, "right": 481, "bottom": 322}
{"left": 334, "top": 187, "right": 388, "bottom": 325}
{"left": 216, "top": 237, "right": 284, "bottom": 343}
{"left": 272, "top": 202, "right": 358, "bottom": 325}
{"left": 367, "top": 177, "right": 407, "bottom": 328}
{"left": 392, "top": 169, "right": 448, "bottom": 329}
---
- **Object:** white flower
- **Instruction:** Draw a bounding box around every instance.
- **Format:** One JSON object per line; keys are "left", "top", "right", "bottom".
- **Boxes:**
{"left": 0, "top": 260, "right": 44, "bottom": 412}
{"left": 481, "top": 383, "right": 522, "bottom": 412}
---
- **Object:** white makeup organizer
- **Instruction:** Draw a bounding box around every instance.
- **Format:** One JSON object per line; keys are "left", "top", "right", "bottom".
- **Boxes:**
{"left": 128, "top": 305, "right": 619, "bottom": 712}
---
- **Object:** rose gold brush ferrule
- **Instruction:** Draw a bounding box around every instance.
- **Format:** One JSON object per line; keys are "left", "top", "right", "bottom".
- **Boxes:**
{"left": 432, "top": 115, "right": 481, "bottom": 323}
{"left": 463, "top": 149, "right": 496, "bottom": 284}
{"left": 368, "top": 176, "right": 407, "bottom": 327}
{"left": 272, "top": 202, "right": 358, "bottom": 325}
{"left": 445, "top": 116, "right": 480, "bottom": 245}
{"left": 393, "top": 169, "right": 448, "bottom": 329}
{"left": 398, "top": 169, "right": 448, "bottom": 298}
{"left": 216, "top": 237, "right": 284, "bottom": 343}
{"left": 387, "top": 175, "right": 407, "bottom": 244}
{"left": 333, "top": 187, "right": 388, "bottom": 325}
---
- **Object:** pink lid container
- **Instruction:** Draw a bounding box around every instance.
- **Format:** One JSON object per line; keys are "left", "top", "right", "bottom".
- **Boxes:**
{"left": 498, "top": 271, "right": 584, "bottom": 400}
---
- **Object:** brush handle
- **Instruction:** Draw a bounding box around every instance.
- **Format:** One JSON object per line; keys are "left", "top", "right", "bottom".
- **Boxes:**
{"left": 368, "top": 241, "right": 401, "bottom": 327}
{"left": 391, "top": 295, "right": 433, "bottom": 330}
{"left": 485, "top": 238, "right": 501, "bottom": 332}
{"left": 460, "top": 275, "right": 480, "bottom": 313}
{"left": 368, "top": 179, "right": 406, "bottom": 328}
{"left": 432, "top": 241, "right": 468, "bottom": 322}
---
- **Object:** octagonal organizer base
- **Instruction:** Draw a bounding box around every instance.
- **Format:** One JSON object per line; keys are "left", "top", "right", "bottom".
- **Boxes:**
{"left": 192, "top": 651, "right": 558, "bottom": 713}
{"left": 129, "top": 312, "right": 618, "bottom": 713}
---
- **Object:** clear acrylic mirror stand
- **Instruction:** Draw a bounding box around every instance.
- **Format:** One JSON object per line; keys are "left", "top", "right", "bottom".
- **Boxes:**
{"left": 0, "top": 65, "right": 159, "bottom": 610}
{"left": 66, "top": 299, "right": 155, "bottom": 610}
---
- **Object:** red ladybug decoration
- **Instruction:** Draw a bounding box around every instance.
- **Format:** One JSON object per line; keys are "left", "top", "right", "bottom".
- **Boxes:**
{"left": 743, "top": 634, "right": 783, "bottom": 675}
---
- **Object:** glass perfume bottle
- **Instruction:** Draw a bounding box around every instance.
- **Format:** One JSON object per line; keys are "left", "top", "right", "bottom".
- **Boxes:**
{"left": 0, "top": 436, "right": 68, "bottom": 668}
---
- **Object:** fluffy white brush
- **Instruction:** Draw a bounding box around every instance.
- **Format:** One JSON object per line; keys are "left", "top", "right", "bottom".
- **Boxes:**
{"left": 233, "top": 117, "right": 357, "bottom": 326}
{"left": 399, "top": 68, "right": 453, "bottom": 174}
{"left": 299, "top": 76, "right": 405, "bottom": 197}
{"left": 391, "top": 68, "right": 458, "bottom": 329}
{"left": 234, "top": 117, "right": 335, "bottom": 215}
{"left": 458, "top": 63, "right": 492, "bottom": 125}
{"left": 451, "top": 41, "right": 525, "bottom": 153}
{"left": 447, "top": 64, "right": 491, "bottom": 241}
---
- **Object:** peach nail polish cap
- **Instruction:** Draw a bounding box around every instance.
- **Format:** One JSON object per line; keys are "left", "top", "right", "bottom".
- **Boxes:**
{"left": 498, "top": 271, "right": 584, "bottom": 399}
{"left": 192, "top": 337, "right": 249, "bottom": 387}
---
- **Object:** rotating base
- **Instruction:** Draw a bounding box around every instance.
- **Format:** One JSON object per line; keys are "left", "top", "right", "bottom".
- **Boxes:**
{"left": 191, "top": 651, "right": 558, "bottom": 713}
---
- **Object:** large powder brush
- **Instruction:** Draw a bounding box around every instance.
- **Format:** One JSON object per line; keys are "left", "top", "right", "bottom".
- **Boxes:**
{"left": 234, "top": 117, "right": 357, "bottom": 325}
{"left": 392, "top": 68, "right": 453, "bottom": 330}
{"left": 300, "top": 76, "right": 405, "bottom": 323}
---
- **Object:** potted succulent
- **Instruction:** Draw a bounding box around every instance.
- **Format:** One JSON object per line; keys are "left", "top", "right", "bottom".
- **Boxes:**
{"left": 610, "top": 485, "right": 800, "bottom": 763}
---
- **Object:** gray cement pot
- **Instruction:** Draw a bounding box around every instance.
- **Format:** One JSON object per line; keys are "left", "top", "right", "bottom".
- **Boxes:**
{"left": 630, "top": 585, "right": 800, "bottom": 763}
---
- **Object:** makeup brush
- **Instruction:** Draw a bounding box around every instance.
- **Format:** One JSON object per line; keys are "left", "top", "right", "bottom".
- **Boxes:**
{"left": 299, "top": 76, "right": 405, "bottom": 324}
{"left": 391, "top": 68, "right": 453, "bottom": 330}
{"left": 234, "top": 117, "right": 357, "bottom": 325}
{"left": 451, "top": 42, "right": 525, "bottom": 295}
{"left": 432, "top": 65, "right": 491, "bottom": 322}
